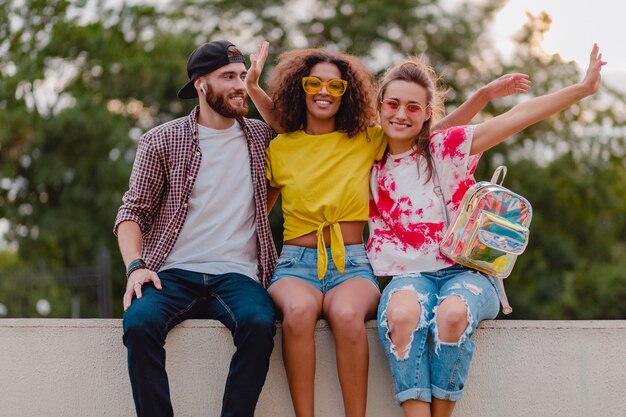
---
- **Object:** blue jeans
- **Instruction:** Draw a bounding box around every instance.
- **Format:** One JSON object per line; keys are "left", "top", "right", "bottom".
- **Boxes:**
{"left": 123, "top": 269, "right": 276, "bottom": 417}
{"left": 377, "top": 265, "right": 499, "bottom": 404}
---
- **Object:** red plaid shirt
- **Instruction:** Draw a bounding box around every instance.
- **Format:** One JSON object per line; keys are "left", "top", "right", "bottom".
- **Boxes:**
{"left": 114, "top": 106, "right": 277, "bottom": 287}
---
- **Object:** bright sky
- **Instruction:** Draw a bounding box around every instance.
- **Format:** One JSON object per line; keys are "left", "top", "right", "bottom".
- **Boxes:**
{"left": 490, "top": 0, "right": 626, "bottom": 89}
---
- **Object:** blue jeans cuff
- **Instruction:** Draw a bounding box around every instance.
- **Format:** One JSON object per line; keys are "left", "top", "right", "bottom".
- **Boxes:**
{"left": 431, "top": 384, "right": 464, "bottom": 402}
{"left": 396, "top": 388, "right": 432, "bottom": 405}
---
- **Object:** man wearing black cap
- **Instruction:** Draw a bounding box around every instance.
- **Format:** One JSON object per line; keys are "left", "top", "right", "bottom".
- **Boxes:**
{"left": 114, "top": 40, "right": 278, "bottom": 417}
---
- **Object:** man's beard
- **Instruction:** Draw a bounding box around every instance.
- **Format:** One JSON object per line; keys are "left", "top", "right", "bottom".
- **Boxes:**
{"left": 204, "top": 85, "right": 248, "bottom": 118}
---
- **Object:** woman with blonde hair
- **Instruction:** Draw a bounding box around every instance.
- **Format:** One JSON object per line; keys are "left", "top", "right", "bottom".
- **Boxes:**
{"left": 369, "top": 45, "right": 605, "bottom": 417}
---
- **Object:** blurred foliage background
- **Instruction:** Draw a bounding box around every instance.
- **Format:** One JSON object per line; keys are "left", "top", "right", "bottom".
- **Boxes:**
{"left": 0, "top": 0, "right": 624, "bottom": 318}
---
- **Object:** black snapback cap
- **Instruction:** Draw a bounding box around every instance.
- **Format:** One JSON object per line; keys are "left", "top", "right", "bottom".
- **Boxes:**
{"left": 177, "top": 40, "right": 245, "bottom": 99}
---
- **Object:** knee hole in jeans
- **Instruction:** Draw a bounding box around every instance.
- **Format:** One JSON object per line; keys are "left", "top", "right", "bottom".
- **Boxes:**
{"left": 384, "top": 289, "right": 426, "bottom": 360}
{"left": 434, "top": 295, "right": 470, "bottom": 344}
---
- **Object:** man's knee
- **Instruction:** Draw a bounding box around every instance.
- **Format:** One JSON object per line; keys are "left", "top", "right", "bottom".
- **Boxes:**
{"left": 123, "top": 305, "right": 164, "bottom": 347}
{"left": 238, "top": 304, "right": 276, "bottom": 339}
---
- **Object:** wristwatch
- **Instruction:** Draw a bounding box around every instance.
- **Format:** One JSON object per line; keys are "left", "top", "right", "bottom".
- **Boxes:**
{"left": 126, "top": 258, "right": 147, "bottom": 278}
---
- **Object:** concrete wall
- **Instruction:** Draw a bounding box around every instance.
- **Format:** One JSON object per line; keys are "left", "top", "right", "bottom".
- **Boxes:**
{"left": 0, "top": 319, "right": 624, "bottom": 417}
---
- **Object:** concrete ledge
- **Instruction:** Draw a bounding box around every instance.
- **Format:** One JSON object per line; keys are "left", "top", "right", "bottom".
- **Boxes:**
{"left": 0, "top": 319, "right": 624, "bottom": 417}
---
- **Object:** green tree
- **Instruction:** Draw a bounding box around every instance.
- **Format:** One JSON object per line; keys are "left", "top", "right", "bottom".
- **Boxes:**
{"left": 0, "top": 0, "right": 508, "bottom": 314}
{"left": 0, "top": 250, "right": 76, "bottom": 317}
{"left": 1, "top": 1, "right": 624, "bottom": 319}
{"left": 0, "top": 1, "right": 194, "bottom": 315}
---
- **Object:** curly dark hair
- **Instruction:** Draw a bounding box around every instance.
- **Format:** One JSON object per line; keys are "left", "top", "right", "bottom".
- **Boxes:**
{"left": 377, "top": 58, "right": 447, "bottom": 182}
{"left": 266, "top": 49, "right": 376, "bottom": 137}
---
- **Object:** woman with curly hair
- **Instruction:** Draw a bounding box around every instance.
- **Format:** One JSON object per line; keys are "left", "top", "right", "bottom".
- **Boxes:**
{"left": 251, "top": 46, "right": 383, "bottom": 417}
{"left": 244, "top": 42, "right": 530, "bottom": 417}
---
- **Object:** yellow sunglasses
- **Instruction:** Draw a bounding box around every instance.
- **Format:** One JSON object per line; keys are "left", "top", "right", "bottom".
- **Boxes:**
{"left": 302, "top": 76, "right": 348, "bottom": 97}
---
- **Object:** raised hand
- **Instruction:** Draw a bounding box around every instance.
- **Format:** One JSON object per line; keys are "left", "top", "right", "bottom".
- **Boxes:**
{"left": 580, "top": 43, "right": 607, "bottom": 95}
{"left": 244, "top": 41, "right": 284, "bottom": 131}
{"left": 485, "top": 73, "right": 532, "bottom": 100}
{"left": 245, "top": 41, "right": 270, "bottom": 89}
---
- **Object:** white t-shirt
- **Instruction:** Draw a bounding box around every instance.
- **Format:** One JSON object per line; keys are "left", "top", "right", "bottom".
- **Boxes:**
{"left": 367, "top": 125, "right": 480, "bottom": 276}
{"left": 160, "top": 122, "right": 258, "bottom": 280}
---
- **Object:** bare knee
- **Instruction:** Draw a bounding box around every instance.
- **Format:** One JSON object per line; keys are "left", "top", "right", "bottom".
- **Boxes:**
{"left": 387, "top": 304, "right": 421, "bottom": 331}
{"left": 435, "top": 296, "right": 469, "bottom": 343}
{"left": 282, "top": 301, "right": 319, "bottom": 336}
{"left": 327, "top": 306, "right": 364, "bottom": 341}
{"left": 384, "top": 290, "right": 422, "bottom": 359}
{"left": 389, "top": 308, "right": 421, "bottom": 358}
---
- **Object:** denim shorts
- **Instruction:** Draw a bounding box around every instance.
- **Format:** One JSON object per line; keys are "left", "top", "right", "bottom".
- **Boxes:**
{"left": 377, "top": 265, "right": 499, "bottom": 404}
{"left": 270, "top": 244, "right": 379, "bottom": 294}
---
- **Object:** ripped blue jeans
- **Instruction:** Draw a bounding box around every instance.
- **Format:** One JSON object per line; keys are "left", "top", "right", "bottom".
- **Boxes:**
{"left": 377, "top": 265, "right": 499, "bottom": 404}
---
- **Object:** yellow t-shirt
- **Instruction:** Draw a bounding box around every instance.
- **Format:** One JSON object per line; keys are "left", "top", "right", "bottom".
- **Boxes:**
{"left": 266, "top": 126, "right": 387, "bottom": 278}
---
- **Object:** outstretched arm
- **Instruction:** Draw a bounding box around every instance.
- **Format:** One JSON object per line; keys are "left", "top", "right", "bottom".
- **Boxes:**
{"left": 434, "top": 73, "right": 532, "bottom": 130}
{"left": 472, "top": 44, "right": 606, "bottom": 155}
{"left": 245, "top": 41, "right": 285, "bottom": 133}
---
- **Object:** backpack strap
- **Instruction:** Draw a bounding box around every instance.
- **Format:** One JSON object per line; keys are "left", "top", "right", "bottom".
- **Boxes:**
{"left": 431, "top": 161, "right": 450, "bottom": 227}
{"left": 491, "top": 165, "right": 507, "bottom": 185}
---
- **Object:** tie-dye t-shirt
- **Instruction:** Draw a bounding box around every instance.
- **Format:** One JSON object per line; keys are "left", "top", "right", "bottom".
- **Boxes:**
{"left": 367, "top": 125, "right": 480, "bottom": 276}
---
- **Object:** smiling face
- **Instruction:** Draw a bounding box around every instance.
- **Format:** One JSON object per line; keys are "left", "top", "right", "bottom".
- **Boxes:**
{"left": 379, "top": 80, "right": 432, "bottom": 154}
{"left": 304, "top": 62, "right": 343, "bottom": 133}
{"left": 201, "top": 62, "right": 248, "bottom": 118}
